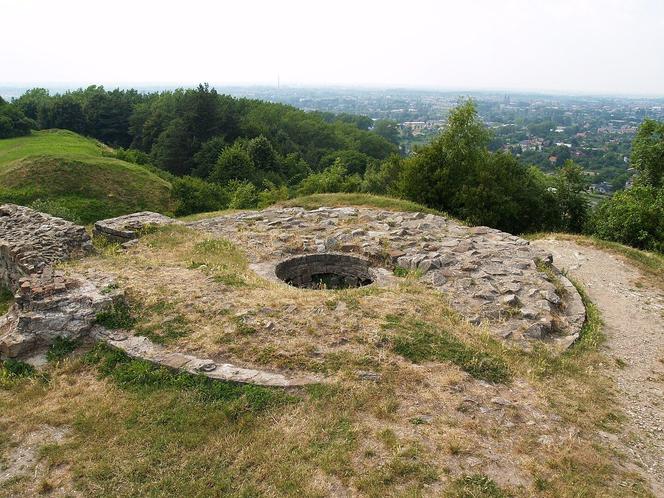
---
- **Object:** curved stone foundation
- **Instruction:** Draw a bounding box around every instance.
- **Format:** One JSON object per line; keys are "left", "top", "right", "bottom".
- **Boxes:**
{"left": 191, "top": 206, "right": 587, "bottom": 351}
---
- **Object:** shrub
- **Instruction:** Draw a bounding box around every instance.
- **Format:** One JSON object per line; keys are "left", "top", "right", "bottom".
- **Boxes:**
{"left": 227, "top": 180, "right": 258, "bottom": 209}
{"left": 171, "top": 176, "right": 229, "bottom": 216}
{"left": 589, "top": 185, "right": 664, "bottom": 252}
{"left": 297, "top": 160, "right": 363, "bottom": 195}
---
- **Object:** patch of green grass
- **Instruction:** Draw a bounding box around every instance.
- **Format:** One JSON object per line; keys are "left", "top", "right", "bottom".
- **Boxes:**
{"left": 384, "top": 316, "right": 511, "bottom": 383}
{"left": 137, "top": 313, "right": 191, "bottom": 345}
{"left": 358, "top": 442, "right": 438, "bottom": 497}
{"left": 0, "top": 358, "right": 45, "bottom": 387}
{"left": 84, "top": 343, "right": 293, "bottom": 414}
{"left": 190, "top": 238, "right": 248, "bottom": 287}
{"left": 95, "top": 300, "right": 137, "bottom": 330}
{"left": 46, "top": 337, "right": 80, "bottom": 362}
{"left": 1, "top": 358, "right": 36, "bottom": 378}
{"left": 0, "top": 285, "right": 14, "bottom": 315}
{"left": 444, "top": 474, "right": 507, "bottom": 497}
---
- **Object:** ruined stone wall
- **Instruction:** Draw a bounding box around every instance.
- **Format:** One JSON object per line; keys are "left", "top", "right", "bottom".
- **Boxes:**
{"left": 0, "top": 204, "right": 92, "bottom": 290}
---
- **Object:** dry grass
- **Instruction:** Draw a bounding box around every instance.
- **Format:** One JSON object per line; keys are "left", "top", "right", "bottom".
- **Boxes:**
{"left": 1, "top": 225, "right": 654, "bottom": 496}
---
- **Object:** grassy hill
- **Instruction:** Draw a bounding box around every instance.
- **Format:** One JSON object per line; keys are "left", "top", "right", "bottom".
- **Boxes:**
{"left": 0, "top": 130, "right": 174, "bottom": 223}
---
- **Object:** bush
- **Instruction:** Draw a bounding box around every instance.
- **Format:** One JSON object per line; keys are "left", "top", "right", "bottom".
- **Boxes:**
{"left": 172, "top": 176, "right": 229, "bottom": 216}
{"left": 589, "top": 185, "right": 664, "bottom": 252}
{"left": 0, "top": 103, "right": 35, "bottom": 138}
{"left": 297, "top": 160, "right": 362, "bottom": 195}
{"left": 227, "top": 180, "right": 258, "bottom": 209}
{"left": 29, "top": 198, "right": 83, "bottom": 224}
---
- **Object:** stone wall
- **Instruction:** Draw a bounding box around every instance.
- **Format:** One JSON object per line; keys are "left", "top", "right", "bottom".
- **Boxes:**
{"left": 0, "top": 204, "right": 92, "bottom": 290}
{"left": 0, "top": 204, "right": 110, "bottom": 358}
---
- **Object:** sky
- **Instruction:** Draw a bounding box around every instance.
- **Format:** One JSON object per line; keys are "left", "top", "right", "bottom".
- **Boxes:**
{"left": 1, "top": 0, "right": 663, "bottom": 96}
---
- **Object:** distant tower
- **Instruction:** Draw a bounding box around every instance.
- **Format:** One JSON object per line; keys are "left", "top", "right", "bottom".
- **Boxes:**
{"left": 277, "top": 73, "right": 280, "bottom": 90}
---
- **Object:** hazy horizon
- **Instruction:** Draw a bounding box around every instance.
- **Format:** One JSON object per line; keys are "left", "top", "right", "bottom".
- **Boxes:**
{"left": 2, "top": 0, "right": 663, "bottom": 96}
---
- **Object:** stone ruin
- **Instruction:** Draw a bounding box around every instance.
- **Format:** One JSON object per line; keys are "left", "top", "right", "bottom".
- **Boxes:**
{"left": 194, "top": 207, "right": 586, "bottom": 350}
{"left": 0, "top": 204, "right": 114, "bottom": 357}
{"left": 1, "top": 203, "right": 586, "bottom": 385}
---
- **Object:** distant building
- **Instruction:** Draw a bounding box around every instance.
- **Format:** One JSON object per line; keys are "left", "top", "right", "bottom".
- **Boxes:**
{"left": 588, "top": 182, "right": 612, "bottom": 194}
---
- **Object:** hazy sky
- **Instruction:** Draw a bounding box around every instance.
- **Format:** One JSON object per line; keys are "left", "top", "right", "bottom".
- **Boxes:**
{"left": 1, "top": 0, "right": 663, "bottom": 95}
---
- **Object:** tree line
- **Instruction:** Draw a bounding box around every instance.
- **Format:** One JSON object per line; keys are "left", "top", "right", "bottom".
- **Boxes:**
{"left": 2, "top": 85, "right": 662, "bottom": 252}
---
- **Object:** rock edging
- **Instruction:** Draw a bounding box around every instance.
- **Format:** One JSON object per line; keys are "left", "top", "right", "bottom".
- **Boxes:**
{"left": 92, "top": 327, "right": 321, "bottom": 387}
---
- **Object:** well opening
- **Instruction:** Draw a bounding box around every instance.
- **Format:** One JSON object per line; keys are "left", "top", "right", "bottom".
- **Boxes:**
{"left": 275, "top": 254, "right": 374, "bottom": 290}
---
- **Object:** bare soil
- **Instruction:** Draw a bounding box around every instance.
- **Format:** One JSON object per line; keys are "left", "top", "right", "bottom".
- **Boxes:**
{"left": 534, "top": 238, "right": 664, "bottom": 496}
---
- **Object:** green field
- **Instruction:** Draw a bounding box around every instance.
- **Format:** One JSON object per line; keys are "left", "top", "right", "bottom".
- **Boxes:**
{"left": 0, "top": 130, "right": 174, "bottom": 223}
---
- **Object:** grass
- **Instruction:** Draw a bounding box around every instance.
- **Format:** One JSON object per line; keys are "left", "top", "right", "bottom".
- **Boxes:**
{"left": 0, "top": 130, "right": 174, "bottom": 223}
{"left": 278, "top": 193, "right": 447, "bottom": 216}
{"left": 0, "top": 285, "right": 13, "bottom": 315}
{"left": 444, "top": 474, "right": 508, "bottom": 497}
{"left": 85, "top": 343, "right": 292, "bottom": 411}
{"left": 95, "top": 300, "right": 137, "bottom": 330}
{"left": 39, "top": 219, "right": 651, "bottom": 496}
{"left": 384, "top": 315, "right": 511, "bottom": 383}
{"left": 46, "top": 337, "right": 80, "bottom": 363}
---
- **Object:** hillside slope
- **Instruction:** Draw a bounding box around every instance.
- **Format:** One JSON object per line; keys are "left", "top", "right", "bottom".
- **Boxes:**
{"left": 0, "top": 130, "right": 174, "bottom": 223}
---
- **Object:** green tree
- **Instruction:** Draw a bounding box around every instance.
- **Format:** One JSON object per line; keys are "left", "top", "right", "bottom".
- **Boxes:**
{"left": 298, "top": 160, "right": 362, "bottom": 195}
{"left": 590, "top": 186, "right": 664, "bottom": 252}
{"left": 631, "top": 119, "right": 664, "bottom": 187}
{"left": 209, "top": 142, "right": 256, "bottom": 185}
{"left": 150, "top": 118, "right": 194, "bottom": 175}
{"left": 553, "top": 160, "right": 589, "bottom": 232}
{"left": 372, "top": 119, "right": 400, "bottom": 146}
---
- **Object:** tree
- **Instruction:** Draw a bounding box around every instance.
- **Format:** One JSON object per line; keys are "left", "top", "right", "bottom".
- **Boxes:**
{"left": 399, "top": 100, "right": 557, "bottom": 233}
{"left": 373, "top": 119, "right": 400, "bottom": 146}
{"left": 209, "top": 142, "right": 256, "bottom": 185}
{"left": 631, "top": 119, "right": 664, "bottom": 188}
{"left": 590, "top": 185, "right": 664, "bottom": 252}
{"left": 553, "top": 160, "right": 588, "bottom": 232}
{"left": 192, "top": 136, "right": 227, "bottom": 178}
{"left": 150, "top": 118, "right": 194, "bottom": 175}
{"left": 298, "top": 160, "right": 362, "bottom": 195}
{"left": 0, "top": 101, "right": 35, "bottom": 138}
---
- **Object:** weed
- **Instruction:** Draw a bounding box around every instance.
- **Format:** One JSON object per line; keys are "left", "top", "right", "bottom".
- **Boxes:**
{"left": 444, "top": 474, "right": 507, "bottom": 497}
{"left": 1, "top": 358, "right": 36, "bottom": 378}
{"left": 0, "top": 285, "right": 14, "bottom": 315}
{"left": 95, "top": 300, "right": 136, "bottom": 330}
{"left": 84, "top": 343, "right": 294, "bottom": 414}
{"left": 100, "top": 282, "right": 119, "bottom": 294}
{"left": 46, "top": 337, "right": 80, "bottom": 362}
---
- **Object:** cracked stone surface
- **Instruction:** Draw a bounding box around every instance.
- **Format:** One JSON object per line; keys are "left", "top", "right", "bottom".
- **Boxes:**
{"left": 188, "top": 206, "right": 585, "bottom": 350}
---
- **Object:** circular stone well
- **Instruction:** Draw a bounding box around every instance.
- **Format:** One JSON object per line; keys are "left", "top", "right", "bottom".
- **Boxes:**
{"left": 275, "top": 253, "right": 374, "bottom": 289}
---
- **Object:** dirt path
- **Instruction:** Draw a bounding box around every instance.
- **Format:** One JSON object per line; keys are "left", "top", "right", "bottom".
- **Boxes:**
{"left": 533, "top": 239, "right": 664, "bottom": 496}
